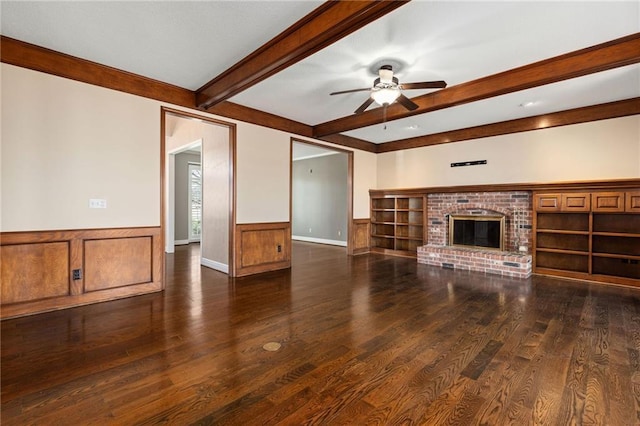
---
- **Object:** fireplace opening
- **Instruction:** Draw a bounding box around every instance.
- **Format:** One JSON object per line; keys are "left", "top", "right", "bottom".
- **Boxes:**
{"left": 448, "top": 215, "right": 504, "bottom": 251}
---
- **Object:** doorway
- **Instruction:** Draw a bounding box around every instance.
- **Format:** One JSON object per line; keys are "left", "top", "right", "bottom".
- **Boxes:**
{"left": 290, "top": 139, "right": 354, "bottom": 254}
{"left": 188, "top": 162, "right": 202, "bottom": 241}
{"left": 162, "top": 108, "right": 236, "bottom": 275}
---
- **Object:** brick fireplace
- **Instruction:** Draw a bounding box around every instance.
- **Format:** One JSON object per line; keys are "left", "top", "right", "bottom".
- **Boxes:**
{"left": 417, "top": 191, "right": 533, "bottom": 278}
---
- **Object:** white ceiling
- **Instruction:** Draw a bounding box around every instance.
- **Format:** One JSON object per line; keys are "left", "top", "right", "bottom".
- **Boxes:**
{"left": 2, "top": 1, "right": 638, "bottom": 145}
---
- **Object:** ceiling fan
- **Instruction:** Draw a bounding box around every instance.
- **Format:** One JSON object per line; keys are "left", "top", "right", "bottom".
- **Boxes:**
{"left": 330, "top": 65, "right": 447, "bottom": 114}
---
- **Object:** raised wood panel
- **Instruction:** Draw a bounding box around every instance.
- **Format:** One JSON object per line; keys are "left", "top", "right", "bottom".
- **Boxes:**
{"left": 561, "top": 193, "right": 591, "bottom": 212}
{"left": 1, "top": 242, "right": 70, "bottom": 304}
{"left": 0, "top": 227, "right": 163, "bottom": 319}
{"left": 235, "top": 222, "right": 291, "bottom": 277}
{"left": 626, "top": 191, "right": 640, "bottom": 212}
{"left": 592, "top": 191, "right": 625, "bottom": 212}
{"left": 534, "top": 194, "right": 561, "bottom": 211}
{"left": 352, "top": 219, "right": 371, "bottom": 255}
{"left": 84, "top": 237, "right": 152, "bottom": 292}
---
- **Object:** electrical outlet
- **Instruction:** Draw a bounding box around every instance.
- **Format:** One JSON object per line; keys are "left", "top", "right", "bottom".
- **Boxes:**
{"left": 277, "top": 244, "right": 282, "bottom": 253}
{"left": 89, "top": 198, "right": 107, "bottom": 208}
{"left": 72, "top": 269, "right": 82, "bottom": 280}
{"left": 309, "top": 228, "right": 312, "bottom": 233}
{"left": 338, "top": 230, "right": 341, "bottom": 237}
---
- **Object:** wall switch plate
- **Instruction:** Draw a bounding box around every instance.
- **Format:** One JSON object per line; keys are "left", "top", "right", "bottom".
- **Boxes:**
{"left": 89, "top": 199, "right": 107, "bottom": 208}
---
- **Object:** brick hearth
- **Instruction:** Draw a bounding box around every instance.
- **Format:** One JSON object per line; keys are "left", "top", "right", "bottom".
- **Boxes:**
{"left": 418, "top": 245, "right": 532, "bottom": 278}
{"left": 417, "top": 191, "right": 533, "bottom": 278}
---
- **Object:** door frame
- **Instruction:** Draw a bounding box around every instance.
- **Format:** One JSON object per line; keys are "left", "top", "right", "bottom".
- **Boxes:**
{"left": 290, "top": 138, "right": 354, "bottom": 255}
{"left": 161, "top": 107, "right": 237, "bottom": 275}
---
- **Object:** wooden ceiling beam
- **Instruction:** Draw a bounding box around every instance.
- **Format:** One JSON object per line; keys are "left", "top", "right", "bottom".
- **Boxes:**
{"left": 206, "top": 102, "right": 378, "bottom": 153}
{"left": 313, "top": 32, "right": 640, "bottom": 137}
{"left": 0, "top": 36, "right": 195, "bottom": 107}
{"left": 196, "top": 0, "right": 409, "bottom": 110}
{"left": 377, "top": 98, "right": 640, "bottom": 153}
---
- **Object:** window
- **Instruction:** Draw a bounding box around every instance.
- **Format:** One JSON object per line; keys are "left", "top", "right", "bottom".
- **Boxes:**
{"left": 188, "top": 163, "right": 202, "bottom": 240}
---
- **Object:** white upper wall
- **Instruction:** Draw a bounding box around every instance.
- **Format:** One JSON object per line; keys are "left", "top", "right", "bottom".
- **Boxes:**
{"left": 0, "top": 63, "right": 376, "bottom": 232}
{"left": 377, "top": 116, "right": 640, "bottom": 189}
{"left": 1, "top": 64, "right": 160, "bottom": 231}
{"left": 2, "top": 63, "right": 637, "bottom": 233}
{"left": 235, "top": 123, "right": 291, "bottom": 224}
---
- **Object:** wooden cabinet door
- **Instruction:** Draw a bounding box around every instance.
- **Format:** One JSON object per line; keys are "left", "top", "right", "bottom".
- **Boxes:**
{"left": 561, "top": 193, "right": 591, "bottom": 212}
{"left": 592, "top": 192, "right": 624, "bottom": 212}
{"left": 534, "top": 193, "right": 561, "bottom": 211}
{"left": 626, "top": 191, "right": 640, "bottom": 212}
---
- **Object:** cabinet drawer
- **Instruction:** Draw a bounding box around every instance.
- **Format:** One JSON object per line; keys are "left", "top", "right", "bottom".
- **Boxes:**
{"left": 592, "top": 192, "right": 624, "bottom": 212}
{"left": 626, "top": 191, "right": 640, "bottom": 212}
{"left": 534, "top": 193, "right": 561, "bottom": 211}
{"left": 561, "top": 193, "right": 590, "bottom": 212}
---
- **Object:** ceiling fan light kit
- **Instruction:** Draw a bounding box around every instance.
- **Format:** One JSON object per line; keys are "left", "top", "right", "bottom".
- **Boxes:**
{"left": 330, "top": 63, "right": 447, "bottom": 114}
{"left": 371, "top": 86, "right": 400, "bottom": 106}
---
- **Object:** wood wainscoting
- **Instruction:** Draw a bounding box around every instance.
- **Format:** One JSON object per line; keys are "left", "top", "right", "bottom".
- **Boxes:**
{"left": 0, "top": 227, "right": 163, "bottom": 319}
{"left": 351, "top": 218, "right": 371, "bottom": 255}
{"left": 234, "top": 222, "right": 291, "bottom": 277}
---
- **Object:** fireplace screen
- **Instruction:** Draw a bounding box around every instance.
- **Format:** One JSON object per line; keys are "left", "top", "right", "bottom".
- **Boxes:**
{"left": 449, "top": 215, "right": 504, "bottom": 251}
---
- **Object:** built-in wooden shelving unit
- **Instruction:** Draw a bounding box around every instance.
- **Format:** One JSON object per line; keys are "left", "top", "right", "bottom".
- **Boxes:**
{"left": 370, "top": 195, "right": 426, "bottom": 258}
{"left": 533, "top": 189, "right": 640, "bottom": 287}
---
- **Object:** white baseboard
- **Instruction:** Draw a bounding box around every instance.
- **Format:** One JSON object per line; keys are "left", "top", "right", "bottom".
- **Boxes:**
{"left": 189, "top": 238, "right": 201, "bottom": 243}
{"left": 201, "top": 257, "right": 229, "bottom": 274}
{"left": 292, "top": 235, "right": 347, "bottom": 247}
{"left": 174, "top": 239, "right": 189, "bottom": 246}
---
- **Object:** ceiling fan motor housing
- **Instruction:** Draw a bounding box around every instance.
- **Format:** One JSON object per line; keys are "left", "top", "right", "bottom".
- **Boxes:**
{"left": 373, "top": 76, "right": 399, "bottom": 89}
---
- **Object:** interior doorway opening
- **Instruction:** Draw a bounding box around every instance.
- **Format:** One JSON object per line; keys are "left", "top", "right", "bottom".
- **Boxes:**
{"left": 163, "top": 108, "right": 235, "bottom": 275}
{"left": 290, "top": 139, "right": 353, "bottom": 254}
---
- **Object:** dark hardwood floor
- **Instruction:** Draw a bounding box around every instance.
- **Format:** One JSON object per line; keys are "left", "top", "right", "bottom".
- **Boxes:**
{"left": 2, "top": 242, "right": 640, "bottom": 425}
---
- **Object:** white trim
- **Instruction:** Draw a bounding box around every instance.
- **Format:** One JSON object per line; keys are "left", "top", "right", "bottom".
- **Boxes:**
{"left": 201, "top": 257, "right": 229, "bottom": 274}
{"left": 292, "top": 151, "right": 339, "bottom": 162}
{"left": 174, "top": 239, "right": 189, "bottom": 245}
{"left": 189, "top": 238, "right": 201, "bottom": 243}
{"left": 292, "top": 235, "right": 347, "bottom": 247}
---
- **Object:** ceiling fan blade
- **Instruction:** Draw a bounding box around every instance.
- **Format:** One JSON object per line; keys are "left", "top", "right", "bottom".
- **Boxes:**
{"left": 354, "top": 97, "right": 375, "bottom": 114}
{"left": 396, "top": 94, "right": 419, "bottom": 111}
{"left": 400, "top": 81, "right": 447, "bottom": 90}
{"left": 330, "top": 87, "right": 371, "bottom": 96}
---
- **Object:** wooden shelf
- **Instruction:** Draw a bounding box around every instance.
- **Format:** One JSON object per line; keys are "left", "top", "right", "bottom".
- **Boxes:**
{"left": 536, "top": 229, "right": 590, "bottom": 235}
{"left": 370, "top": 195, "right": 426, "bottom": 258}
{"left": 534, "top": 188, "right": 640, "bottom": 287}
{"left": 536, "top": 248, "right": 589, "bottom": 256}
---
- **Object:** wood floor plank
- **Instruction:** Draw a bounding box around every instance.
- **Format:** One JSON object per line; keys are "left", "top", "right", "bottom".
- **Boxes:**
{"left": 2, "top": 242, "right": 640, "bottom": 424}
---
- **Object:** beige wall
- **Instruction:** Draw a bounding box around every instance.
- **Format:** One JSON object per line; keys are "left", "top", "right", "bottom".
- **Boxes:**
{"left": 353, "top": 150, "right": 377, "bottom": 218}
{"left": 1, "top": 64, "right": 160, "bottom": 231}
{"left": 235, "top": 123, "right": 291, "bottom": 224}
{"left": 1, "top": 64, "right": 376, "bottom": 236}
{"left": 377, "top": 115, "right": 640, "bottom": 189}
{"left": 3, "top": 63, "right": 636, "bottom": 237}
{"left": 201, "top": 124, "right": 230, "bottom": 266}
